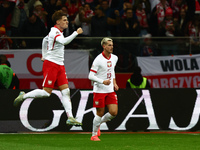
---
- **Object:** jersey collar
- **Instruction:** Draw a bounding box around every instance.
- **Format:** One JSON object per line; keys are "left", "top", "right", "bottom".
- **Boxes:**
{"left": 102, "top": 52, "right": 111, "bottom": 60}
{"left": 54, "top": 25, "right": 63, "bottom": 33}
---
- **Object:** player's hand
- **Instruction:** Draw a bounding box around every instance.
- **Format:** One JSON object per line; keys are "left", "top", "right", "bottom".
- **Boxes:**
{"left": 114, "top": 83, "right": 119, "bottom": 91}
{"left": 41, "top": 57, "right": 45, "bottom": 62}
{"left": 76, "top": 27, "right": 83, "bottom": 34}
{"left": 103, "top": 79, "right": 111, "bottom": 85}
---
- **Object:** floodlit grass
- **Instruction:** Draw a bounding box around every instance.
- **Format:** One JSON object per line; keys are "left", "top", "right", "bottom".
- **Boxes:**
{"left": 0, "top": 132, "right": 200, "bottom": 150}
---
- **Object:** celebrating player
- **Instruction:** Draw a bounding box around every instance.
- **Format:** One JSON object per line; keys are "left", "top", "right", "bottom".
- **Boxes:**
{"left": 14, "top": 10, "right": 83, "bottom": 126}
{"left": 88, "top": 37, "right": 119, "bottom": 141}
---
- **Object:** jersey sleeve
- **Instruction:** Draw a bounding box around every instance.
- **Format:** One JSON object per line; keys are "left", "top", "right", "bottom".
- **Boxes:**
{"left": 56, "top": 31, "right": 78, "bottom": 45}
{"left": 42, "top": 35, "right": 48, "bottom": 60}
{"left": 88, "top": 57, "right": 104, "bottom": 84}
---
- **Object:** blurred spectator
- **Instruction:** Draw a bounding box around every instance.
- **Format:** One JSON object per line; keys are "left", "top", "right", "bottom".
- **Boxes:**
{"left": 185, "top": 14, "right": 200, "bottom": 54}
{"left": 79, "top": 4, "right": 120, "bottom": 37}
{"left": 0, "top": 0, "right": 15, "bottom": 36}
{"left": 159, "top": 7, "right": 181, "bottom": 37}
{"left": 80, "top": 0, "right": 99, "bottom": 10}
{"left": 65, "top": 0, "right": 82, "bottom": 21}
{"left": 120, "top": 1, "right": 134, "bottom": 19}
{"left": 33, "top": 0, "right": 48, "bottom": 28}
{"left": 139, "top": 34, "right": 159, "bottom": 56}
{"left": 21, "top": 12, "right": 48, "bottom": 49}
{"left": 158, "top": 7, "right": 181, "bottom": 55}
{"left": 149, "top": 0, "right": 169, "bottom": 36}
{"left": 0, "top": 25, "right": 13, "bottom": 49}
{"left": 0, "top": 54, "right": 19, "bottom": 89}
{"left": 126, "top": 66, "right": 150, "bottom": 88}
{"left": 44, "top": 0, "right": 63, "bottom": 32}
{"left": 170, "top": 0, "right": 188, "bottom": 21}
{"left": 100, "top": 0, "right": 119, "bottom": 36}
{"left": 119, "top": 8, "right": 140, "bottom": 36}
{"left": 75, "top": 4, "right": 94, "bottom": 36}
{"left": 10, "top": 0, "right": 36, "bottom": 48}
{"left": 178, "top": 8, "right": 188, "bottom": 36}
{"left": 135, "top": 0, "right": 150, "bottom": 36}
{"left": 133, "top": 0, "right": 151, "bottom": 15}
{"left": 101, "top": 0, "right": 113, "bottom": 17}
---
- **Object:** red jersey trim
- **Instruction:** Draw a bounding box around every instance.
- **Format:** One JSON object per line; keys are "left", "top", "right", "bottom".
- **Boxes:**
{"left": 102, "top": 52, "right": 111, "bottom": 60}
{"left": 52, "top": 34, "right": 61, "bottom": 49}
{"left": 90, "top": 69, "right": 97, "bottom": 73}
{"left": 54, "top": 25, "right": 63, "bottom": 33}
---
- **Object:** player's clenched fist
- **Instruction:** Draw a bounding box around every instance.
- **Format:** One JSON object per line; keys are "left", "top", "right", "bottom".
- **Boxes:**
{"left": 103, "top": 79, "right": 111, "bottom": 85}
{"left": 76, "top": 27, "right": 83, "bottom": 34}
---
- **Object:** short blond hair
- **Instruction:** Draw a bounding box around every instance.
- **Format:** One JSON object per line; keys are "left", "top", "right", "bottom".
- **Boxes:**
{"left": 101, "top": 37, "right": 113, "bottom": 46}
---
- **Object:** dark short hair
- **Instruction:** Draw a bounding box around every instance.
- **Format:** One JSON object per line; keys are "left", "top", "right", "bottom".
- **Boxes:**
{"left": 0, "top": 55, "right": 11, "bottom": 67}
{"left": 95, "top": 5, "right": 103, "bottom": 11}
{"left": 52, "top": 10, "right": 67, "bottom": 25}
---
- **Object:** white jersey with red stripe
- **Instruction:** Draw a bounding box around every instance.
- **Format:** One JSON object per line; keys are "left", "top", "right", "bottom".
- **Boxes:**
{"left": 44, "top": 26, "right": 78, "bottom": 65}
{"left": 89, "top": 52, "right": 118, "bottom": 93}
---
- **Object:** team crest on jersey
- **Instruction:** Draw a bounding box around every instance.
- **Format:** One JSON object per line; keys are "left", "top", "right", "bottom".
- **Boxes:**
{"left": 48, "top": 80, "right": 52, "bottom": 85}
{"left": 56, "top": 31, "right": 59, "bottom": 35}
{"left": 107, "top": 61, "right": 112, "bottom": 67}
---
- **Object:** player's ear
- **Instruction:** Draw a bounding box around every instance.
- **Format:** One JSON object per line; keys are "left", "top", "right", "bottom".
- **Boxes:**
{"left": 56, "top": 20, "right": 60, "bottom": 25}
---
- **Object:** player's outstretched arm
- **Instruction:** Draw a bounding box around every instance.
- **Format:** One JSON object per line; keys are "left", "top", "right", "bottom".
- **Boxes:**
{"left": 57, "top": 29, "right": 82, "bottom": 45}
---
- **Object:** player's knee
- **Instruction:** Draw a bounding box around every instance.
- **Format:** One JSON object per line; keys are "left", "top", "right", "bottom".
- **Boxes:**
{"left": 96, "top": 109, "right": 104, "bottom": 117}
{"left": 43, "top": 90, "right": 51, "bottom": 98}
{"left": 110, "top": 110, "right": 118, "bottom": 117}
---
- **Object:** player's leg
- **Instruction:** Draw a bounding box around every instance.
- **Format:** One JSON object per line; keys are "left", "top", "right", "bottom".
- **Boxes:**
{"left": 101, "top": 92, "right": 118, "bottom": 123}
{"left": 101, "top": 104, "right": 118, "bottom": 124}
{"left": 58, "top": 78, "right": 82, "bottom": 126}
{"left": 91, "top": 107, "right": 104, "bottom": 141}
{"left": 91, "top": 93, "right": 106, "bottom": 141}
{"left": 13, "top": 88, "right": 52, "bottom": 107}
{"left": 59, "top": 84, "right": 73, "bottom": 117}
{"left": 98, "top": 92, "right": 118, "bottom": 134}
{"left": 14, "top": 60, "right": 55, "bottom": 107}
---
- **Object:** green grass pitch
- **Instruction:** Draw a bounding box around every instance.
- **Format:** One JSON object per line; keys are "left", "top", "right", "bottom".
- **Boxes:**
{"left": 0, "top": 132, "right": 200, "bottom": 150}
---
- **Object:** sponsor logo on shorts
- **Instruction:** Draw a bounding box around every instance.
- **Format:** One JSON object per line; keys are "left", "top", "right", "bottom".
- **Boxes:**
{"left": 48, "top": 80, "right": 52, "bottom": 85}
{"left": 95, "top": 101, "right": 99, "bottom": 105}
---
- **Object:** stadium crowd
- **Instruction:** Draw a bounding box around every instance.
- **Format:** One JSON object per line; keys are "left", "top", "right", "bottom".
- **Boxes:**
{"left": 0, "top": 0, "right": 199, "bottom": 51}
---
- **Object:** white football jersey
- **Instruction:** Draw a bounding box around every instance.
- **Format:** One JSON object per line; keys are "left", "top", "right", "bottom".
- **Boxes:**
{"left": 89, "top": 52, "right": 118, "bottom": 93}
{"left": 44, "top": 26, "right": 78, "bottom": 65}
{"left": 42, "top": 35, "right": 48, "bottom": 60}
